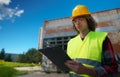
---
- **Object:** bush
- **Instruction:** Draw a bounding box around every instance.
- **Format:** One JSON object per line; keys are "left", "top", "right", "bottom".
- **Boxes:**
{"left": 0, "top": 65, "right": 17, "bottom": 77}
{"left": 45, "top": 70, "right": 51, "bottom": 74}
{"left": 56, "top": 70, "right": 62, "bottom": 74}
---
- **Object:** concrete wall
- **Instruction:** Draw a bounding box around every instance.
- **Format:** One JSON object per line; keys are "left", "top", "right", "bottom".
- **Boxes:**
{"left": 43, "top": 17, "right": 75, "bottom": 38}
{"left": 93, "top": 8, "right": 120, "bottom": 27}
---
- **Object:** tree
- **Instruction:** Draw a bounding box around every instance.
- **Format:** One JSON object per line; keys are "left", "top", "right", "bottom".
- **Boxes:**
{"left": 25, "top": 48, "right": 42, "bottom": 63}
{"left": 17, "top": 48, "right": 42, "bottom": 63}
{"left": 0, "top": 48, "right": 5, "bottom": 60}
{"left": 17, "top": 53, "right": 27, "bottom": 63}
{"left": 5, "top": 54, "right": 12, "bottom": 62}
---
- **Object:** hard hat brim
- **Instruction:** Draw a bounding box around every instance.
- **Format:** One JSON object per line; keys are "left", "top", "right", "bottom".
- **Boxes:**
{"left": 71, "top": 14, "right": 91, "bottom": 20}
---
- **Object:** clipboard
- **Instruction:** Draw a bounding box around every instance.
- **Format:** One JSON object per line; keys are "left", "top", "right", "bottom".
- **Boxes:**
{"left": 39, "top": 46, "right": 71, "bottom": 72}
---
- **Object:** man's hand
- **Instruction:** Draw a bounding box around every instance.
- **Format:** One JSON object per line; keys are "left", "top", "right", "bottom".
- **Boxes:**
{"left": 65, "top": 60, "right": 85, "bottom": 74}
{"left": 65, "top": 60, "right": 98, "bottom": 77}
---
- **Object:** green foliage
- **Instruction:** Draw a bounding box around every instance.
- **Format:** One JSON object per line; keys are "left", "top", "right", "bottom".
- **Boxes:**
{"left": 5, "top": 54, "right": 12, "bottom": 62}
{"left": 0, "top": 60, "right": 40, "bottom": 76}
{"left": 56, "top": 70, "right": 62, "bottom": 74}
{"left": 17, "top": 48, "right": 42, "bottom": 63}
{"left": 45, "top": 70, "right": 51, "bottom": 74}
{"left": 0, "top": 48, "right": 5, "bottom": 60}
{"left": 17, "top": 53, "right": 27, "bottom": 63}
{"left": 0, "top": 65, "right": 31, "bottom": 77}
{"left": 0, "top": 48, "right": 12, "bottom": 62}
{"left": 0, "top": 65, "right": 17, "bottom": 77}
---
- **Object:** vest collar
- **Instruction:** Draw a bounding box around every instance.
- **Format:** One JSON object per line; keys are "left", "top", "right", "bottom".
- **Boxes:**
{"left": 78, "top": 31, "right": 93, "bottom": 41}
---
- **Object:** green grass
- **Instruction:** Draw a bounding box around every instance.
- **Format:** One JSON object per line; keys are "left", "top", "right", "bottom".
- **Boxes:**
{"left": 0, "top": 60, "right": 41, "bottom": 77}
{"left": 0, "top": 60, "right": 40, "bottom": 67}
{"left": 16, "top": 71, "right": 29, "bottom": 76}
{"left": 0, "top": 65, "right": 31, "bottom": 77}
{"left": 0, "top": 65, "right": 17, "bottom": 77}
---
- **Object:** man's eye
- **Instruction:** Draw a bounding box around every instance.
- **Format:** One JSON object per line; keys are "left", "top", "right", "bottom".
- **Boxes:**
{"left": 73, "top": 20, "right": 76, "bottom": 23}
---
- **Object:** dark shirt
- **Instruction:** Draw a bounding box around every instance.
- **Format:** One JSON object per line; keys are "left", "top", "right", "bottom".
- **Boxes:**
{"left": 95, "top": 37, "right": 118, "bottom": 77}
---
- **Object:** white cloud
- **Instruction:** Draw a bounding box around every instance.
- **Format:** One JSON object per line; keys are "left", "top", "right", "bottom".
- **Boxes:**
{"left": 0, "top": 0, "right": 11, "bottom": 5}
{"left": 15, "top": 10, "right": 24, "bottom": 17}
{"left": 0, "top": 0, "right": 24, "bottom": 21}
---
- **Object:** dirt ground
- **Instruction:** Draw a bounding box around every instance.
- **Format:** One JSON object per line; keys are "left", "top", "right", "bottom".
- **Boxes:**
{"left": 17, "top": 72, "right": 69, "bottom": 77}
{"left": 15, "top": 66, "right": 68, "bottom": 77}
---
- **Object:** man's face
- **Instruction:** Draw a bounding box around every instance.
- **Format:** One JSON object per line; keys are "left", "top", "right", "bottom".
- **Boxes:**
{"left": 73, "top": 17, "right": 88, "bottom": 32}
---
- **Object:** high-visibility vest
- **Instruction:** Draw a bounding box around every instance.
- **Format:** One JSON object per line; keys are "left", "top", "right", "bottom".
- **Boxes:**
{"left": 67, "top": 31, "right": 108, "bottom": 77}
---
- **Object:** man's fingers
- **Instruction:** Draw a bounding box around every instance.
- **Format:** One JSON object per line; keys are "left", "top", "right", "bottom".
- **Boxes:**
{"left": 65, "top": 62, "right": 76, "bottom": 69}
{"left": 66, "top": 60, "right": 78, "bottom": 65}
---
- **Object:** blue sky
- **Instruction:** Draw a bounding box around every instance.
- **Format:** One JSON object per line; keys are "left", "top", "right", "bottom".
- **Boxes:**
{"left": 0, "top": 0, "right": 120, "bottom": 54}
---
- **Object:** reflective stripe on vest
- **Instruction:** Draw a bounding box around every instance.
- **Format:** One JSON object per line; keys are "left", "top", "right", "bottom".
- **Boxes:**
{"left": 76, "top": 58, "right": 101, "bottom": 67}
{"left": 67, "top": 31, "right": 108, "bottom": 77}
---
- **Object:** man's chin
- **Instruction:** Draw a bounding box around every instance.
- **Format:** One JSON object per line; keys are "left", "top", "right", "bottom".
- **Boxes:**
{"left": 78, "top": 29, "right": 82, "bottom": 32}
{"left": 78, "top": 29, "right": 86, "bottom": 33}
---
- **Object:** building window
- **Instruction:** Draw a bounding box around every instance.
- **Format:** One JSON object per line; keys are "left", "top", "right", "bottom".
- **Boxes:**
{"left": 43, "top": 36, "right": 75, "bottom": 51}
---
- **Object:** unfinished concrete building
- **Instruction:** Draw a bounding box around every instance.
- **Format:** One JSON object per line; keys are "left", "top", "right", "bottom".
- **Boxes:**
{"left": 38, "top": 8, "right": 120, "bottom": 71}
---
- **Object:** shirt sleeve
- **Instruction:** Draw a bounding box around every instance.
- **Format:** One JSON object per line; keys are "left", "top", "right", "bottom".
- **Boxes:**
{"left": 95, "top": 37, "right": 118, "bottom": 77}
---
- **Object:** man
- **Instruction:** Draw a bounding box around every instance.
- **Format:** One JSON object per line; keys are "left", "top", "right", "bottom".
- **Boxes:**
{"left": 65, "top": 5, "right": 118, "bottom": 77}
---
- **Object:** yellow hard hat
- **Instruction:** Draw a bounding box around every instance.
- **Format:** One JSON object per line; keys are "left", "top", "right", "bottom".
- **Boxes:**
{"left": 72, "top": 5, "right": 91, "bottom": 19}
